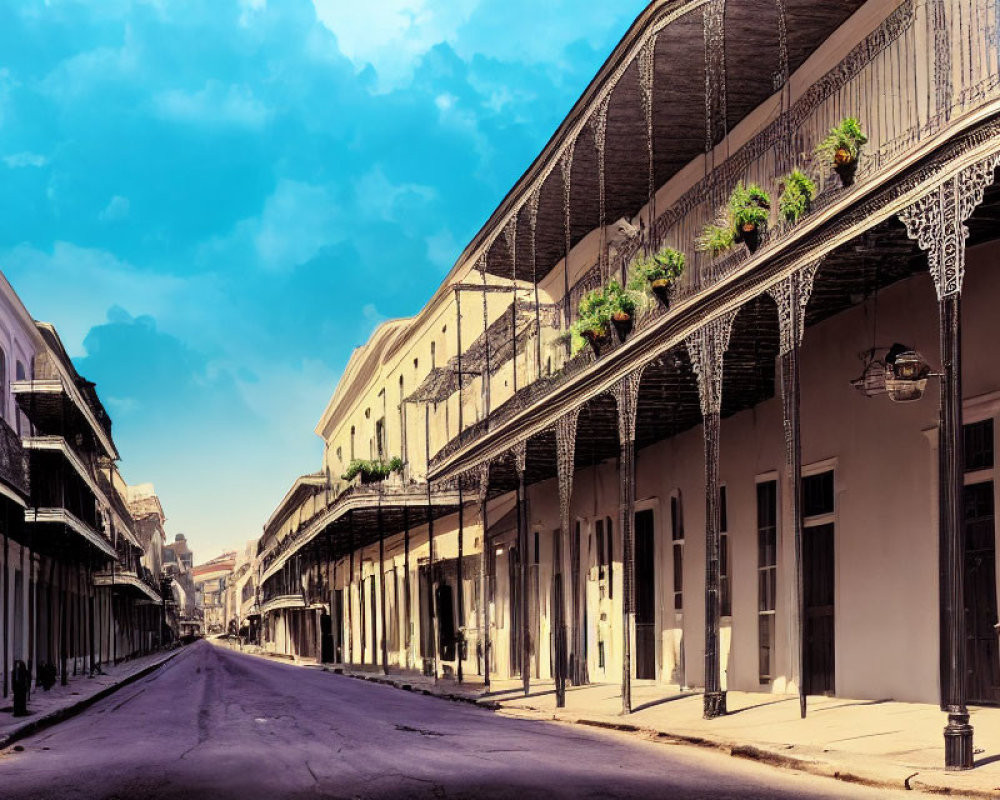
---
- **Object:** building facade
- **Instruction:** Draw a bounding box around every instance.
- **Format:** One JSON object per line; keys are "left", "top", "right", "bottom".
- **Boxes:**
{"left": 193, "top": 553, "right": 236, "bottom": 635}
{"left": 0, "top": 278, "right": 171, "bottom": 697}
{"left": 257, "top": 0, "right": 1000, "bottom": 769}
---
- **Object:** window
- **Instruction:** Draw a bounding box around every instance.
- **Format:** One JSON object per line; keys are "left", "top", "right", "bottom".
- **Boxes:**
{"left": 757, "top": 480, "right": 778, "bottom": 683}
{"left": 350, "top": 426, "right": 356, "bottom": 461}
{"left": 398, "top": 376, "right": 406, "bottom": 463}
{"left": 375, "top": 418, "right": 386, "bottom": 459}
{"left": 605, "top": 516, "right": 613, "bottom": 600}
{"left": 671, "top": 492, "right": 684, "bottom": 611}
{"left": 966, "top": 419, "right": 995, "bottom": 473}
{"left": 431, "top": 342, "right": 436, "bottom": 369}
{"left": 720, "top": 486, "right": 731, "bottom": 617}
{"left": 15, "top": 361, "right": 24, "bottom": 381}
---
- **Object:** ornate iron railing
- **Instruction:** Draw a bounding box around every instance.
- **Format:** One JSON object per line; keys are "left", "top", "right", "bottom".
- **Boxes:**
{"left": 0, "top": 417, "right": 29, "bottom": 499}
{"left": 434, "top": 0, "right": 1000, "bottom": 469}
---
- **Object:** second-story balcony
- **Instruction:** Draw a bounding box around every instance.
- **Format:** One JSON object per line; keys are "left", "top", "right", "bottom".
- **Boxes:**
{"left": 0, "top": 416, "right": 29, "bottom": 506}
{"left": 259, "top": 479, "right": 463, "bottom": 590}
{"left": 93, "top": 566, "right": 162, "bottom": 603}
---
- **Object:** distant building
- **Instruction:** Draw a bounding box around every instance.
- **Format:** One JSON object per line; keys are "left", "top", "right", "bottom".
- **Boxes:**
{"left": 193, "top": 553, "right": 237, "bottom": 635}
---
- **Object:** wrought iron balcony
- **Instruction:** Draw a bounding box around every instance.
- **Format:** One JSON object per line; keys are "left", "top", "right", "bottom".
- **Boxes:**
{"left": 0, "top": 416, "right": 29, "bottom": 502}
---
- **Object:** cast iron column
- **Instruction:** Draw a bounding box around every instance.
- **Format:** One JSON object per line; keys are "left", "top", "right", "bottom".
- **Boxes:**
{"left": 514, "top": 442, "right": 529, "bottom": 696}
{"left": 614, "top": 373, "right": 641, "bottom": 715}
{"left": 768, "top": 260, "right": 822, "bottom": 720}
{"left": 899, "top": 155, "right": 1000, "bottom": 769}
{"left": 378, "top": 495, "right": 388, "bottom": 676}
{"left": 686, "top": 311, "right": 737, "bottom": 719}
{"left": 477, "top": 463, "right": 491, "bottom": 691}
{"left": 457, "top": 482, "right": 465, "bottom": 683}
{"left": 554, "top": 412, "right": 579, "bottom": 708}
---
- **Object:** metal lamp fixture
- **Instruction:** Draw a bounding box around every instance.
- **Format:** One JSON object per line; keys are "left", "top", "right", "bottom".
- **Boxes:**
{"left": 851, "top": 344, "right": 935, "bottom": 403}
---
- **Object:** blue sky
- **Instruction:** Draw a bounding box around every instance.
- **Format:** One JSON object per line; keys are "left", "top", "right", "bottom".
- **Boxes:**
{"left": 0, "top": 0, "right": 645, "bottom": 561}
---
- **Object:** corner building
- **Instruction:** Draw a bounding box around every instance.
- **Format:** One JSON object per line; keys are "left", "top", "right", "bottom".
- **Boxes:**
{"left": 257, "top": 0, "right": 1000, "bottom": 768}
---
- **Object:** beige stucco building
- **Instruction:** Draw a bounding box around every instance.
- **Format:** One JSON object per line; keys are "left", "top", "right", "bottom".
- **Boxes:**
{"left": 258, "top": 0, "right": 1000, "bottom": 769}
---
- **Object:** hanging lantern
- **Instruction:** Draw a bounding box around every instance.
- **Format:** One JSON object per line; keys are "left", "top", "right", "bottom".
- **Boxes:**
{"left": 884, "top": 348, "right": 931, "bottom": 403}
{"left": 850, "top": 348, "right": 887, "bottom": 398}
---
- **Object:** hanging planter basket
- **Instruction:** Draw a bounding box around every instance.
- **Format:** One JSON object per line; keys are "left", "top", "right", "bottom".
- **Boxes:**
{"left": 582, "top": 327, "right": 610, "bottom": 357}
{"left": 650, "top": 278, "right": 672, "bottom": 308}
{"left": 738, "top": 223, "right": 761, "bottom": 254}
{"left": 834, "top": 149, "right": 859, "bottom": 187}
{"left": 611, "top": 312, "right": 633, "bottom": 342}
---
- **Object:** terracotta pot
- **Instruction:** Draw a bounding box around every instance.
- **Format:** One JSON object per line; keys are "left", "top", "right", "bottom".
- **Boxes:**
{"left": 612, "top": 312, "right": 633, "bottom": 342}
{"left": 650, "top": 278, "right": 671, "bottom": 308}
{"left": 741, "top": 223, "right": 760, "bottom": 254}
{"left": 582, "top": 327, "right": 609, "bottom": 357}
{"left": 834, "top": 157, "right": 859, "bottom": 187}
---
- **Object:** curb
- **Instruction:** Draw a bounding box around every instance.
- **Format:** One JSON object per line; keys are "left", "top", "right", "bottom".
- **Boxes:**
{"left": 0, "top": 646, "right": 187, "bottom": 750}
{"left": 317, "top": 670, "right": 997, "bottom": 799}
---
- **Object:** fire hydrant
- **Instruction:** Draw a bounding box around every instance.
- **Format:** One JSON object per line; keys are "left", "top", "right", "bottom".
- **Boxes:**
{"left": 12, "top": 660, "right": 30, "bottom": 717}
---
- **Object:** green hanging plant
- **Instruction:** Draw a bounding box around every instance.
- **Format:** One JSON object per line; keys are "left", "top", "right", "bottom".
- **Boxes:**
{"left": 696, "top": 220, "right": 736, "bottom": 256}
{"left": 728, "top": 182, "right": 771, "bottom": 254}
{"left": 778, "top": 168, "right": 816, "bottom": 224}
{"left": 342, "top": 457, "right": 404, "bottom": 484}
{"left": 814, "top": 117, "right": 868, "bottom": 186}
{"left": 568, "top": 285, "right": 612, "bottom": 357}
{"left": 629, "top": 246, "right": 685, "bottom": 307}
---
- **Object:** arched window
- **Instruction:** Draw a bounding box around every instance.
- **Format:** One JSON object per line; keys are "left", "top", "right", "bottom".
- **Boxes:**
{"left": 350, "top": 426, "right": 356, "bottom": 461}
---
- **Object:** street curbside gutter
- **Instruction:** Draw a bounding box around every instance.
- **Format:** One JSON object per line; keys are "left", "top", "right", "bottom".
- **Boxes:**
{"left": 0, "top": 646, "right": 188, "bottom": 751}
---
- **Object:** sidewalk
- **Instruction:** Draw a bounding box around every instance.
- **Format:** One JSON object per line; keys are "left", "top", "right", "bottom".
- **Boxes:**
{"left": 258, "top": 649, "right": 1000, "bottom": 798}
{"left": 0, "top": 646, "right": 185, "bottom": 748}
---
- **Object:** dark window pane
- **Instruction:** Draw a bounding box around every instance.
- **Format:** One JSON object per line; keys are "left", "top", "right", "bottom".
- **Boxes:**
{"left": 759, "top": 614, "right": 774, "bottom": 681}
{"left": 803, "top": 471, "right": 834, "bottom": 518}
{"left": 965, "top": 419, "right": 994, "bottom": 473}
{"left": 671, "top": 494, "right": 684, "bottom": 541}
{"left": 720, "top": 485, "right": 728, "bottom": 533}
{"left": 720, "top": 532, "right": 731, "bottom": 617}
{"left": 673, "top": 544, "right": 683, "bottom": 609}
{"left": 756, "top": 481, "right": 776, "bottom": 529}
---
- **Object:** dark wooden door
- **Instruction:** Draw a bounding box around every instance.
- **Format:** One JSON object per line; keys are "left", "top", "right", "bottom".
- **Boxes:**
{"left": 964, "top": 481, "right": 1000, "bottom": 705}
{"left": 333, "top": 589, "right": 344, "bottom": 663}
{"left": 804, "top": 523, "right": 835, "bottom": 695}
{"left": 635, "top": 509, "right": 656, "bottom": 680}
{"left": 436, "top": 583, "right": 456, "bottom": 661}
{"left": 508, "top": 546, "right": 522, "bottom": 676}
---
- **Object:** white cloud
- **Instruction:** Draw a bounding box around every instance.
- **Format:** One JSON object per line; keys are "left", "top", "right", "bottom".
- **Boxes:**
{"left": 425, "top": 228, "right": 458, "bottom": 270}
{"left": 200, "top": 179, "right": 342, "bottom": 272}
{"left": 353, "top": 166, "right": 435, "bottom": 223}
{"left": 99, "top": 194, "right": 130, "bottom": 221}
{"left": 0, "top": 242, "right": 209, "bottom": 357}
{"left": 2, "top": 152, "right": 48, "bottom": 168}
{"left": 311, "top": 0, "right": 479, "bottom": 90}
{"left": 154, "top": 81, "right": 271, "bottom": 128}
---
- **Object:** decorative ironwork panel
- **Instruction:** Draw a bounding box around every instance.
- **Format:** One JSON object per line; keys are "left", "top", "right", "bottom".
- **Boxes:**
{"left": 703, "top": 0, "right": 727, "bottom": 153}
{"left": 899, "top": 153, "right": 1000, "bottom": 299}
{"left": 613, "top": 370, "right": 643, "bottom": 446}
{"left": 767, "top": 257, "right": 824, "bottom": 356}
{"left": 512, "top": 441, "right": 527, "bottom": 477}
{"left": 685, "top": 310, "right": 738, "bottom": 418}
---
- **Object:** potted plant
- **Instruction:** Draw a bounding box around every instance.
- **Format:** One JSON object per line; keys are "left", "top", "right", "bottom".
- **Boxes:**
{"left": 629, "top": 246, "right": 685, "bottom": 307}
{"left": 342, "top": 457, "right": 404, "bottom": 484}
{"left": 605, "top": 278, "right": 638, "bottom": 342}
{"left": 815, "top": 117, "right": 868, "bottom": 187}
{"left": 696, "top": 217, "right": 735, "bottom": 257}
{"left": 569, "top": 286, "right": 612, "bottom": 357}
{"left": 728, "top": 182, "right": 771, "bottom": 254}
{"left": 778, "top": 168, "right": 816, "bottom": 224}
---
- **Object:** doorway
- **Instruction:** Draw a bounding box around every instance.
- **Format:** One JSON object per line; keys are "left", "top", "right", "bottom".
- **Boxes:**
{"left": 964, "top": 481, "right": 1000, "bottom": 704}
{"left": 635, "top": 509, "right": 656, "bottom": 679}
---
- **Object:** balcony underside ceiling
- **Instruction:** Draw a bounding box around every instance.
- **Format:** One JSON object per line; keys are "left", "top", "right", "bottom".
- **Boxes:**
{"left": 432, "top": 166, "right": 1000, "bottom": 492}
{"left": 478, "top": 0, "right": 868, "bottom": 281}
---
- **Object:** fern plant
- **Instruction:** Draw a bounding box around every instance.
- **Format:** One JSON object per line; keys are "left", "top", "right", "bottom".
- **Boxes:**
{"left": 628, "top": 247, "right": 685, "bottom": 289}
{"left": 342, "top": 457, "right": 404, "bottom": 483}
{"left": 696, "top": 220, "right": 735, "bottom": 256}
{"left": 778, "top": 169, "right": 816, "bottom": 224}
{"left": 814, "top": 117, "right": 868, "bottom": 166}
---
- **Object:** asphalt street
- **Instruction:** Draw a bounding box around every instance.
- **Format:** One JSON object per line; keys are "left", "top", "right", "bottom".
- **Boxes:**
{"left": 0, "top": 640, "right": 912, "bottom": 799}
